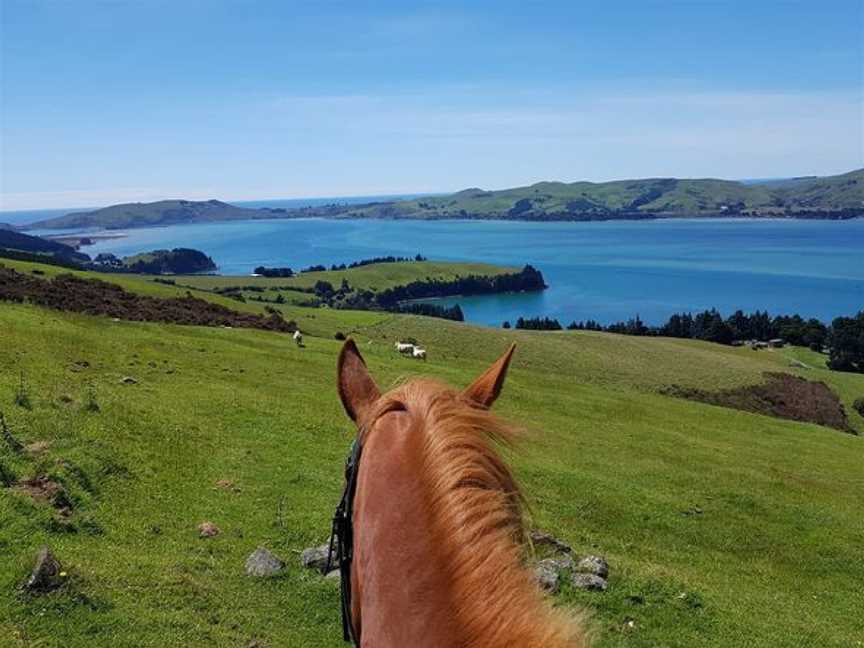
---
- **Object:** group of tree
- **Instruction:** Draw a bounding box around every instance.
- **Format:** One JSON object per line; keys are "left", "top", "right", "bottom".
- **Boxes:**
{"left": 392, "top": 302, "right": 464, "bottom": 321}
{"left": 253, "top": 266, "right": 294, "bottom": 277}
{"left": 275, "top": 266, "right": 539, "bottom": 322}
{"left": 90, "top": 248, "right": 216, "bottom": 275}
{"left": 299, "top": 254, "right": 427, "bottom": 273}
{"left": 827, "top": 312, "right": 864, "bottom": 373}
{"left": 375, "top": 265, "right": 546, "bottom": 307}
{"left": 512, "top": 316, "right": 563, "bottom": 330}
{"left": 505, "top": 307, "right": 864, "bottom": 374}
{"left": 562, "top": 309, "right": 831, "bottom": 348}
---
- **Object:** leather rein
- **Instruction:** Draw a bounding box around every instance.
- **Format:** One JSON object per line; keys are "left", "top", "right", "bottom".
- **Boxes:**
{"left": 326, "top": 437, "right": 363, "bottom": 644}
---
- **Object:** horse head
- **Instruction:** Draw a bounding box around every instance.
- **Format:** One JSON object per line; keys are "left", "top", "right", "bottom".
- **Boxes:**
{"left": 332, "top": 339, "right": 587, "bottom": 647}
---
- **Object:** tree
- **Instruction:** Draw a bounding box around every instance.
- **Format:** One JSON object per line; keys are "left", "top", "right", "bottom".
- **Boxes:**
{"left": 314, "top": 280, "right": 334, "bottom": 298}
{"left": 502, "top": 321, "right": 511, "bottom": 329}
{"left": 827, "top": 312, "right": 864, "bottom": 373}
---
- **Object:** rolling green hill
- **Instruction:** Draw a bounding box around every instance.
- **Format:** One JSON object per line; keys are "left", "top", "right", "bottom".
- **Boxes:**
{"left": 1, "top": 259, "right": 863, "bottom": 647}
{"left": 26, "top": 169, "right": 864, "bottom": 230}
{"left": 28, "top": 200, "right": 270, "bottom": 230}
{"left": 335, "top": 169, "right": 864, "bottom": 221}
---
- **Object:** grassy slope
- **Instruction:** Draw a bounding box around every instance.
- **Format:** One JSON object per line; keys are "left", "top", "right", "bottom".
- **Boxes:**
{"left": 179, "top": 261, "right": 516, "bottom": 292}
{"left": 175, "top": 260, "right": 517, "bottom": 315}
{"left": 0, "top": 259, "right": 391, "bottom": 339}
{"left": 1, "top": 268, "right": 863, "bottom": 647}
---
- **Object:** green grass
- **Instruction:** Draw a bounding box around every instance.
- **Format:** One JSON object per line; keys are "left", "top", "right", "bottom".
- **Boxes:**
{"left": 1, "top": 265, "right": 863, "bottom": 647}
{"left": 178, "top": 260, "right": 516, "bottom": 291}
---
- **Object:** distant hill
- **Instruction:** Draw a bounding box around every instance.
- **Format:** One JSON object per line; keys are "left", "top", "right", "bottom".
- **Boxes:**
{"left": 0, "top": 222, "right": 19, "bottom": 231}
{"left": 27, "top": 169, "right": 864, "bottom": 230}
{"left": 331, "top": 168, "right": 864, "bottom": 221}
{"left": 29, "top": 199, "right": 273, "bottom": 230}
{"left": 0, "top": 229, "right": 90, "bottom": 263}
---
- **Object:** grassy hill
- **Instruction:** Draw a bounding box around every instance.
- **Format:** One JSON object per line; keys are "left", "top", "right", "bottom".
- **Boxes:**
{"left": 28, "top": 200, "right": 270, "bottom": 231}
{"left": 25, "top": 169, "right": 864, "bottom": 231}
{"left": 337, "top": 169, "right": 864, "bottom": 221}
{"left": 1, "top": 260, "right": 862, "bottom": 647}
{"left": 0, "top": 229, "right": 90, "bottom": 264}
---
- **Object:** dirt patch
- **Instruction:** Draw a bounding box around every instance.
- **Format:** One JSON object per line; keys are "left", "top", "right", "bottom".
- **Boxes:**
{"left": 0, "top": 265, "right": 296, "bottom": 334}
{"left": 663, "top": 372, "right": 853, "bottom": 434}
{"left": 15, "top": 475, "right": 73, "bottom": 512}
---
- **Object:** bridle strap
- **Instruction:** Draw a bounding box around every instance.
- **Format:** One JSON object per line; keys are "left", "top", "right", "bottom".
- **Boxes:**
{"left": 327, "top": 437, "right": 363, "bottom": 644}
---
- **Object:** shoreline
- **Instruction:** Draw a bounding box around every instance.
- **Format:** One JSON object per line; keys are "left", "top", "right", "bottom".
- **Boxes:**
{"left": 21, "top": 212, "right": 864, "bottom": 236}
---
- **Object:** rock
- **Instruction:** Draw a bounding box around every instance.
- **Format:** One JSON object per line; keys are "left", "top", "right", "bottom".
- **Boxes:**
{"left": 533, "top": 560, "right": 560, "bottom": 593}
{"left": 120, "top": 376, "right": 137, "bottom": 385}
{"left": 245, "top": 547, "right": 285, "bottom": 577}
{"left": 198, "top": 521, "right": 220, "bottom": 538}
{"left": 529, "top": 530, "right": 572, "bottom": 554}
{"left": 24, "top": 546, "right": 64, "bottom": 593}
{"left": 215, "top": 478, "right": 239, "bottom": 492}
{"left": 543, "top": 554, "right": 574, "bottom": 572}
{"left": 25, "top": 441, "right": 51, "bottom": 455}
{"left": 571, "top": 573, "right": 608, "bottom": 591}
{"left": 325, "top": 569, "right": 341, "bottom": 580}
{"left": 300, "top": 543, "right": 332, "bottom": 574}
{"left": 576, "top": 555, "right": 609, "bottom": 579}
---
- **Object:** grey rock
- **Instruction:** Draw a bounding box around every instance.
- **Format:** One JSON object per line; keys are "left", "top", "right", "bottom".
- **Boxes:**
{"left": 571, "top": 573, "right": 608, "bottom": 591}
{"left": 325, "top": 569, "right": 341, "bottom": 580}
{"left": 529, "top": 530, "right": 572, "bottom": 554}
{"left": 533, "top": 560, "right": 561, "bottom": 593}
{"left": 576, "top": 555, "right": 609, "bottom": 579}
{"left": 543, "top": 554, "right": 574, "bottom": 572}
{"left": 245, "top": 547, "right": 285, "bottom": 577}
{"left": 120, "top": 376, "right": 138, "bottom": 385}
{"left": 300, "top": 543, "right": 332, "bottom": 575}
{"left": 25, "top": 546, "right": 63, "bottom": 593}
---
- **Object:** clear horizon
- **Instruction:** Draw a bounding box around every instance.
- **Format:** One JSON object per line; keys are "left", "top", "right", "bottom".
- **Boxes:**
{"left": 1, "top": 169, "right": 863, "bottom": 215}
{"left": 2, "top": 1, "right": 862, "bottom": 211}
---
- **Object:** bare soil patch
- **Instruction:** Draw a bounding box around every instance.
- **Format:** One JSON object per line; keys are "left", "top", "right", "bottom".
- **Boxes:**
{"left": 663, "top": 372, "right": 853, "bottom": 433}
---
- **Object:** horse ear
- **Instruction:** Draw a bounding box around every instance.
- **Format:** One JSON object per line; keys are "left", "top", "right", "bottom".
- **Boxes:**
{"left": 338, "top": 339, "right": 381, "bottom": 424}
{"left": 463, "top": 343, "right": 516, "bottom": 408}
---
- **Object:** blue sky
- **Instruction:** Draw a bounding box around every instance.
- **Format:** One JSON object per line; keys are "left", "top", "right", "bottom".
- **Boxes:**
{"left": 1, "top": 0, "right": 862, "bottom": 210}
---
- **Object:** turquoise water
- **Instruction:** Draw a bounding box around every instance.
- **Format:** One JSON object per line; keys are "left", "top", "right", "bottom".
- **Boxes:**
{"left": 71, "top": 218, "right": 863, "bottom": 326}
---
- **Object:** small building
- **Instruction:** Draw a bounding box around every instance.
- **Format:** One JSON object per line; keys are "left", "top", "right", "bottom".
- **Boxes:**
{"left": 768, "top": 338, "right": 785, "bottom": 348}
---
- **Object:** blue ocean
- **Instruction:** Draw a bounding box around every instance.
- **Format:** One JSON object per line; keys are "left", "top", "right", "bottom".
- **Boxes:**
{"left": 36, "top": 215, "right": 859, "bottom": 327}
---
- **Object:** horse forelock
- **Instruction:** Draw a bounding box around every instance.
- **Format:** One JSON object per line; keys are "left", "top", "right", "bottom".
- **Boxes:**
{"left": 361, "top": 378, "right": 588, "bottom": 648}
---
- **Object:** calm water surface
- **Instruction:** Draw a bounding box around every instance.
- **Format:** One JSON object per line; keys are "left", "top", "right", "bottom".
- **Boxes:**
{"left": 66, "top": 218, "right": 864, "bottom": 326}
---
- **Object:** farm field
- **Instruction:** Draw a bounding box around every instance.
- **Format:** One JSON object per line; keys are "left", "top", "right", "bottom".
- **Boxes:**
{"left": 0, "top": 260, "right": 862, "bottom": 647}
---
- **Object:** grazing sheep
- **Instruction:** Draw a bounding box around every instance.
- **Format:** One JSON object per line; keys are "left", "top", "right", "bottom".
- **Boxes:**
{"left": 395, "top": 342, "right": 415, "bottom": 354}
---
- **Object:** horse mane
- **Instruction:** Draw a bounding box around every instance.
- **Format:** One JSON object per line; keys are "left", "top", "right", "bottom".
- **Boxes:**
{"left": 369, "top": 378, "right": 588, "bottom": 648}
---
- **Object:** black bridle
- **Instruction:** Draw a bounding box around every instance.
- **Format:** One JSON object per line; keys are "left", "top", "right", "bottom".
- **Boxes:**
{"left": 327, "top": 438, "right": 363, "bottom": 645}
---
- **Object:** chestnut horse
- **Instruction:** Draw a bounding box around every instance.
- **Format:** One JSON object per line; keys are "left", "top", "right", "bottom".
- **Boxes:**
{"left": 335, "top": 339, "right": 587, "bottom": 647}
